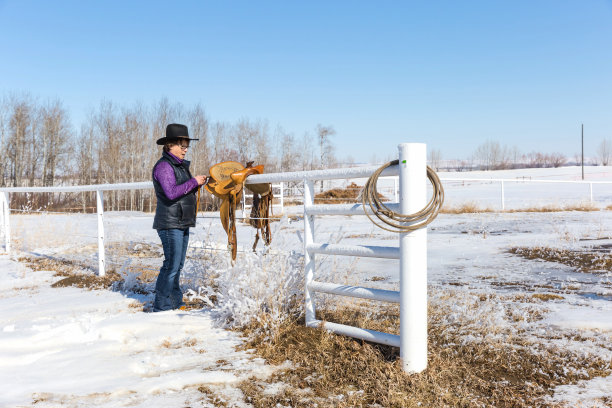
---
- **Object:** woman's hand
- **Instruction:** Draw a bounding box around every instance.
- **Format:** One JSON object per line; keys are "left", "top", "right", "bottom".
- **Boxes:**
{"left": 195, "top": 175, "right": 207, "bottom": 186}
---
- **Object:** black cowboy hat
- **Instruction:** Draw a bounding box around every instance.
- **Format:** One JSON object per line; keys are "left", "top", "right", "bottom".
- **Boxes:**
{"left": 156, "top": 123, "right": 200, "bottom": 145}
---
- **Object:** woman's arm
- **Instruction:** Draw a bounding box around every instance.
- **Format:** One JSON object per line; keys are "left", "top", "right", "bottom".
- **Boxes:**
{"left": 153, "top": 162, "right": 199, "bottom": 200}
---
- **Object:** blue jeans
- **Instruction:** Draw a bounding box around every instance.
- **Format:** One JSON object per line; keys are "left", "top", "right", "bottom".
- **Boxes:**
{"left": 154, "top": 228, "right": 189, "bottom": 311}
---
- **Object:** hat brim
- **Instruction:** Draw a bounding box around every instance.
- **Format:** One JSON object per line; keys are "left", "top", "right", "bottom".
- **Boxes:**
{"left": 156, "top": 136, "right": 200, "bottom": 145}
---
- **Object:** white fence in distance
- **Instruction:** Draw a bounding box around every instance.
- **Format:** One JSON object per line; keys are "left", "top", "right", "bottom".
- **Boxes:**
{"left": 438, "top": 178, "right": 612, "bottom": 210}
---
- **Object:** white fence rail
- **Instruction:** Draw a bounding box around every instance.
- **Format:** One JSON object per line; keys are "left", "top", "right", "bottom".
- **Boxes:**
{"left": 0, "top": 143, "right": 429, "bottom": 374}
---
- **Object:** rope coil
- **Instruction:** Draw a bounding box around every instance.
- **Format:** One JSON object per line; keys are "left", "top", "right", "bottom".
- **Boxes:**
{"left": 362, "top": 160, "right": 444, "bottom": 233}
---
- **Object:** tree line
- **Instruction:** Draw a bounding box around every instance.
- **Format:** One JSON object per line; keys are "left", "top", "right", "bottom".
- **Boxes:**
{"left": 1, "top": 93, "right": 610, "bottom": 211}
{"left": 0, "top": 94, "right": 337, "bottom": 211}
{"left": 428, "top": 139, "right": 612, "bottom": 172}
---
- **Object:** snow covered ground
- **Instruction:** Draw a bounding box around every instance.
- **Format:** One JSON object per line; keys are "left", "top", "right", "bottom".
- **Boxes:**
{"left": 0, "top": 254, "right": 280, "bottom": 407}
{"left": 1, "top": 166, "right": 611, "bottom": 407}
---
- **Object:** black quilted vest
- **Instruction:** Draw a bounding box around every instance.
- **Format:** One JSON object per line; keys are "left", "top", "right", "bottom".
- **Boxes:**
{"left": 152, "top": 151, "right": 197, "bottom": 229}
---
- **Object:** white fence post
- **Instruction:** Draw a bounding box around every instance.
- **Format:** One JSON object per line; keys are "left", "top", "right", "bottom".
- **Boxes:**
{"left": 500, "top": 180, "right": 505, "bottom": 210}
{"left": 279, "top": 182, "right": 284, "bottom": 213}
{"left": 1, "top": 192, "right": 10, "bottom": 255}
{"left": 96, "top": 191, "right": 106, "bottom": 277}
{"left": 398, "top": 143, "right": 428, "bottom": 373}
{"left": 394, "top": 177, "right": 399, "bottom": 202}
{"left": 304, "top": 179, "right": 316, "bottom": 325}
{"left": 242, "top": 188, "right": 246, "bottom": 218}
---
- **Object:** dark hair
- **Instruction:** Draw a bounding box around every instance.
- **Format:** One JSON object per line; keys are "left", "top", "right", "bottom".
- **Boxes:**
{"left": 163, "top": 142, "right": 175, "bottom": 153}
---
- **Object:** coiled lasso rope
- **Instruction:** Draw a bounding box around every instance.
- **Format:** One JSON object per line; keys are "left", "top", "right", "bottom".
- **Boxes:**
{"left": 362, "top": 160, "right": 445, "bottom": 233}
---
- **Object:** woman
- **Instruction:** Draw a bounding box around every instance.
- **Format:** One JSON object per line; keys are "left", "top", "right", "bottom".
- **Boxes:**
{"left": 152, "top": 123, "right": 207, "bottom": 312}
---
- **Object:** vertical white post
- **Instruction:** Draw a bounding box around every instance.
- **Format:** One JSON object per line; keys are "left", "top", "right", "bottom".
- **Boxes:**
{"left": 279, "top": 182, "right": 284, "bottom": 213}
{"left": 398, "top": 143, "right": 427, "bottom": 373}
{"left": 242, "top": 188, "right": 246, "bottom": 218}
{"left": 96, "top": 190, "right": 106, "bottom": 277}
{"left": 0, "top": 193, "right": 3, "bottom": 242}
{"left": 500, "top": 180, "right": 505, "bottom": 211}
{"left": 394, "top": 177, "right": 399, "bottom": 202}
{"left": 589, "top": 183, "right": 593, "bottom": 203}
{"left": 303, "top": 179, "right": 316, "bottom": 326}
{"left": 1, "top": 192, "right": 10, "bottom": 255}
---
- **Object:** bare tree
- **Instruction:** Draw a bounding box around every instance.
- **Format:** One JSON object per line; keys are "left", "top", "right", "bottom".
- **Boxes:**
{"left": 253, "top": 119, "right": 271, "bottom": 168}
{"left": 300, "top": 132, "right": 316, "bottom": 171}
{"left": 596, "top": 139, "right": 611, "bottom": 166}
{"left": 277, "top": 127, "right": 299, "bottom": 172}
{"left": 188, "top": 104, "right": 209, "bottom": 175}
{"left": 427, "top": 148, "right": 442, "bottom": 171}
{"left": 549, "top": 152, "right": 567, "bottom": 168}
{"left": 8, "top": 95, "right": 35, "bottom": 187}
{"left": 316, "top": 124, "right": 335, "bottom": 189}
{"left": 210, "top": 121, "right": 231, "bottom": 164}
{"left": 509, "top": 146, "right": 521, "bottom": 168}
{"left": 0, "top": 96, "right": 8, "bottom": 186}
{"left": 473, "top": 140, "right": 511, "bottom": 170}
{"left": 233, "top": 118, "right": 258, "bottom": 164}
{"left": 77, "top": 122, "right": 97, "bottom": 185}
{"left": 40, "top": 99, "right": 71, "bottom": 186}
{"left": 316, "top": 124, "right": 336, "bottom": 169}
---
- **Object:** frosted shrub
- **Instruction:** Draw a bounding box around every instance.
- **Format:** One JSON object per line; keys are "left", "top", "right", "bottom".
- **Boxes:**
{"left": 212, "top": 247, "right": 303, "bottom": 335}
{"left": 113, "top": 258, "right": 142, "bottom": 293}
{"left": 181, "top": 217, "right": 305, "bottom": 337}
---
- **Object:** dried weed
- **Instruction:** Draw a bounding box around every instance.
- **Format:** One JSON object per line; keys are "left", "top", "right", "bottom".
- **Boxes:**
{"left": 441, "top": 201, "right": 602, "bottom": 214}
{"left": 197, "top": 385, "right": 229, "bottom": 407}
{"left": 19, "top": 256, "right": 123, "bottom": 290}
{"left": 239, "top": 303, "right": 610, "bottom": 407}
{"left": 510, "top": 246, "right": 612, "bottom": 273}
{"left": 441, "top": 201, "right": 494, "bottom": 214}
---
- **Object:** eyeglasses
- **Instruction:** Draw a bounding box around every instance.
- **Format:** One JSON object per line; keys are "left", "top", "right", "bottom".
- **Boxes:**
{"left": 178, "top": 145, "right": 190, "bottom": 150}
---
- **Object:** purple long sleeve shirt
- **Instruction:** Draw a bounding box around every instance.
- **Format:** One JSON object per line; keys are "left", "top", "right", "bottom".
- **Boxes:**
{"left": 153, "top": 152, "right": 199, "bottom": 200}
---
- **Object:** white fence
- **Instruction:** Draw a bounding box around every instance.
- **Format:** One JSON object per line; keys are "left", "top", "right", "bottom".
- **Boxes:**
{"left": 438, "top": 178, "right": 612, "bottom": 210}
{"left": 0, "top": 143, "right": 429, "bottom": 374}
{"left": 245, "top": 143, "right": 427, "bottom": 373}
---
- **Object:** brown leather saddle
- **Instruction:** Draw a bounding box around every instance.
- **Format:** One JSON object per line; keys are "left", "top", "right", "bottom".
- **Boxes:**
{"left": 204, "top": 161, "right": 272, "bottom": 260}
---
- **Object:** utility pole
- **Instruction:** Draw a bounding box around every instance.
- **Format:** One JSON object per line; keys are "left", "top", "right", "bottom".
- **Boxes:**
{"left": 581, "top": 124, "right": 584, "bottom": 180}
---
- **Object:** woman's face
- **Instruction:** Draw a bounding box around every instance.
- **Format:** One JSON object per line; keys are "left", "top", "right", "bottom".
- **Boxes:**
{"left": 169, "top": 140, "right": 190, "bottom": 160}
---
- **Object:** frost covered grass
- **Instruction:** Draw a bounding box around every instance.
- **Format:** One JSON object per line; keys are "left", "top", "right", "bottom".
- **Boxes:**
{"left": 510, "top": 246, "right": 612, "bottom": 274}
{"left": 239, "top": 292, "right": 611, "bottom": 408}
{"left": 440, "top": 201, "right": 495, "bottom": 214}
{"left": 441, "top": 201, "right": 602, "bottom": 214}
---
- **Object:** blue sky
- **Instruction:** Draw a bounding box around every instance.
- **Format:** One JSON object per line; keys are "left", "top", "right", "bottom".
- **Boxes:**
{"left": 1, "top": 0, "right": 611, "bottom": 162}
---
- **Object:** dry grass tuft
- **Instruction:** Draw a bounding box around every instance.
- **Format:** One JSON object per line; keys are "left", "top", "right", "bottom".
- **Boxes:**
{"left": 160, "top": 338, "right": 197, "bottom": 349}
{"left": 510, "top": 246, "right": 612, "bottom": 273}
{"left": 197, "top": 385, "right": 228, "bottom": 407}
{"left": 507, "top": 202, "right": 600, "bottom": 213}
{"left": 441, "top": 201, "right": 602, "bottom": 214}
{"left": 314, "top": 182, "right": 387, "bottom": 204}
{"left": 440, "top": 202, "right": 494, "bottom": 214}
{"left": 19, "top": 256, "right": 123, "bottom": 290}
{"left": 239, "top": 304, "right": 610, "bottom": 407}
{"left": 531, "top": 293, "right": 565, "bottom": 302}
